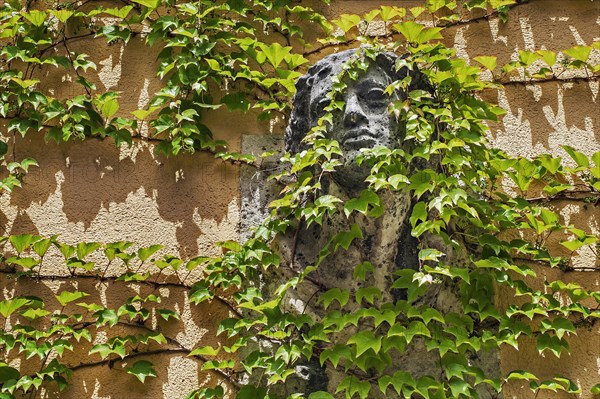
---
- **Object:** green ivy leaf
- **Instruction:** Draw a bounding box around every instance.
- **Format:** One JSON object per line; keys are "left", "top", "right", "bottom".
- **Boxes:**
{"left": 190, "top": 281, "right": 214, "bottom": 304}
{"left": 126, "top": 360, "right": 157, "bottom": 383}
{"left": 394, "top": 21, "right": 442, "bottom": 44}
{"left": 236, "top": 386, "right": 267, "bottom": 399}
{"left": 560, "top": 236, "right": 596, "bottom": 252}
{"left": 131, "top": 106, "right": 159, "bottom": 121}
{"left": 76, "top": 242, "right": 101, "bottom": 260}
{"left": 332, "top": 14, "right": 361, "bottom": 33}
{"left": 154, "top": 255, "right": 183, "bottom": 270}
{"left": 336, "top": 376, "right": 370, "bottom": 399}
{"left": 319, "top": 344, "right": 352, "bottom": 368}
{"left": 99, "top": 97, "right": 119, "bottom": 120}
{"left": 474, "top": 56, "right": 497, "bottom": 72}
{"left": 221, "top": 93, "right": 251, "bottom": 113}
{"left": 421, "top": 308, "right": 444, "bottom": 324}
{"left": 7, "top": 256, "right": 39, "bottom": 269}
{"left": 50, "top": 9, "right": 74, "bottom": 23}
{"left": 410, "top": 201, "right": 428, "bottom": 228}
{"left": 353, "top": 261, "right": 374, "bottom": 281}
{"left": 131, "top": 0, "right": 159, "bottom": 9}
{"left": 94, "top": 309, "right": 119, "bottom": 327}
{"left": 138, "top": 245, "right": 164, "bottom": 262}
{"left": 564, "top": 45, "right": 591, "bottom": 63}
{"left": 0, "top": 297, "right": 31, "bottom": 318}
{"left": 21, "top": 307, "right": 50, "bottom": 320}
{"left": 537, "top": 332, "right": 569, "bottom": 357}
{"left": 138, "top": 332, "right": 166, "bottom": 345}
{"left": 448, "top": 377, "right": 473, "bottom": 398}
{"left": 318, "top": 288, "right": 349, "bottom": 310}
{"left": 562, "top": 145, "right": 589, "bottom": 169}
{"left": 356, "top": 287, "right": 382, "bottom": 305}
{"left": 257, "top": 42, "right": 291, "bottom": 68}
{"left": 32, "top": 235, "right": 57, "bottom": 257}
{"left": 418, "top": 248, "right": 444, "bottom": 262}
{"left": 343, "top": 190, "right": 380, "bottom": 217}
{"left": 157, "top": 309, "right": 180, "bottom": 321}
{"left": 189, "top": 346, "right": 220, "bottom": 357}
{"left": 0, "top": 141, "right": 8, "bottom": 157}
{"left": 409, "top": 171, "right": 435, "bottom": 198}
{"left": 405, "top": 320, "right": 431, "bottom": 344}
{"left": 348, "top": 330, "right": 381, "bottom": 357}
{"left": 518, "top": 50, "right": 541, "bottom": 66}
{"left": 331, "top": 224, "right": 363, "bottom": 252}
{"left": 0, "top": 366, "right": 20, "bottom": 382}
{"left": 55, "top": 291, "right": 89, "bottom": 307}
{"left": 379, "top": 370, "right": 413, "bottom": 395}
{"left": 550, "top": 317, "right": 576, "bottom": 339}
{"left": 506, "top": 370, "right": 538, "bottom": 381}
{"left": 90, "top": 343, "right": 125, "bottom": 359}
{"left": 537, "top": 49, "right": 557, "bottom": 67}
{"left": 9, "top": 234, "right": 39, "bottom": 253}
{"left": 22, "top": 10, "right": 47, "bottom": 26}
{"left": 590, "top": 150, "right": 600, "bottom": 178}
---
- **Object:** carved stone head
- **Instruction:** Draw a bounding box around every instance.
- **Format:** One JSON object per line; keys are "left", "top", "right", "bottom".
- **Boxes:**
{"left": 285, "top": 48, "right": 417, "bottom": 188}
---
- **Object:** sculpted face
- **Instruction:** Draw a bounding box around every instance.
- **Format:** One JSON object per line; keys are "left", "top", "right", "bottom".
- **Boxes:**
{"left": 309, "top": 64, "right": 397, "bottom": 158}
{"left": 309, "top": 63, "right": 399, "bottom": 187}
{"left": 285, "top": 49, "right": 410, "bottom": 188}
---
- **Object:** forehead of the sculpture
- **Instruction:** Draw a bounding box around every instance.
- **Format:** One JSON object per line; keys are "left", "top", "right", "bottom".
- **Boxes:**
{"left": 307, "top": 52, "right": 394, "bottom": 113}
{"left": 309, "top": 63, "right": 390, "bottom": 99}
{"left": 307, "top": 50, "right": 394, "bottom": 84}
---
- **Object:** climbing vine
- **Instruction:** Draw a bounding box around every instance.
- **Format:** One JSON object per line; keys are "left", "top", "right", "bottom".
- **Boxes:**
{"left": 0, "top": 0, "right": 599, "bottom": 398}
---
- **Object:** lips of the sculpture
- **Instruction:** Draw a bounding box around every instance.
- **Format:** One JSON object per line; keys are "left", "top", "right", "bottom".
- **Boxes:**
{"left": 341, "top": 128, "right": 379, "bottom": 149}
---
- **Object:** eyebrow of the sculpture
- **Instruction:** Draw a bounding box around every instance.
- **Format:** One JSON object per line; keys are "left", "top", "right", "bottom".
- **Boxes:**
{"left": 357, "top": 78, "right": 386, "bottom": 91}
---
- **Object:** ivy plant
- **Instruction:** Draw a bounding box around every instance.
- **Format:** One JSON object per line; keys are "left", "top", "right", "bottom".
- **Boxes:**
{"left": 0, "top": 0, "right": 599, "bottom": 398}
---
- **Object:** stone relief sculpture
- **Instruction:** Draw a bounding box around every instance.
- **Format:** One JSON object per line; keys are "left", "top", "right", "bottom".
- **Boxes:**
{"left": 282, "top": 48, "right": 426, "bottom": 291}
{"left": 285, "top": 48, "right": 419, "bottom": 188}
{"left": 241, "top": 47, "right": 499, "bottom": 397}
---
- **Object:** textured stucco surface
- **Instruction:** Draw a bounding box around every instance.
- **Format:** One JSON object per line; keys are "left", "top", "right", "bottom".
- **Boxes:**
{"left": 1, "top": 0, "right": 599, "bottom": 398}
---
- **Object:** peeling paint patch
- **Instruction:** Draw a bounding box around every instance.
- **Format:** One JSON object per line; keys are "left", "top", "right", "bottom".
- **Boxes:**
{"left": 488, "top": 18, "right": 508, "bottom": 45}
{"left": 453, "top": 26, "right": 470, "bottom": 62}
{"left": 162, "top": 357, "right": 199, "bottom": 399}
{"left": 98, "top": 46, "right": 124, "bottom": 90}
{"left": 519, "top": 17, "right": 535, "bottom": 51}
{"left": 526, "top": 85, "right": 542, "bottom": 102}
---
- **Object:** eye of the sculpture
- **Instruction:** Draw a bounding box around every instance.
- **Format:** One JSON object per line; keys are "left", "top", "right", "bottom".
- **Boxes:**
{"left": 361, "top": 87, "right": 387, "bottom": 108}
{"left": 312, "top": 96, "right": 330, "bottom": 118}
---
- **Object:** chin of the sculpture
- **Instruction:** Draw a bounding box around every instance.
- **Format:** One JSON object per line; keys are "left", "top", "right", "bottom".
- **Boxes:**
{"left": 334, "top": 155, "right": 371, "bottom": 190}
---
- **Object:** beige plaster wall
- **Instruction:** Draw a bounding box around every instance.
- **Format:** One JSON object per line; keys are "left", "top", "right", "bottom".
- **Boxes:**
{"left": 1, "top": 1, "right": 599, "bottom": 398}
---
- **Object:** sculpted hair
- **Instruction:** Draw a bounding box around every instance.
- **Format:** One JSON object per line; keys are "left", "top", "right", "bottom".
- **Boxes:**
{"left": 284, "top": 48, "right": 414, "bottom": 154}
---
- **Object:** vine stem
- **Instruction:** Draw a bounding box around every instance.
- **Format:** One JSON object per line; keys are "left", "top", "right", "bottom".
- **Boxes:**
{"left": 68, "top": 348, "right": 239, "bottom": 387}
{"left": 289, "top": 220, "right": 302, "bottom": 270}
{"left": 302, "top": 0, "right": 533, "bottom": 57}
{"left": 114, "top": 321, "right": 239, "bottom": 385}
{"left": 61, "top": 40, "right": 90, "bottom": 96}
{"left": 0, "top": 270, "right": 243, "bottom": 318}
{"left": 498, "top": 75, "right": 600, "bottom": 86}
{"left": 100, "top": 260, "right": 113, "bottom": 279}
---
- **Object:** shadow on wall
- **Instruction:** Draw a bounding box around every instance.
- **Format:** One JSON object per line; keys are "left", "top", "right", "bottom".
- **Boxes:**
{"left": 9, "top": 32, "right": 272, "bottom": 257}
{"left": 3, "top": 134, "right": 239, "bottom": 258}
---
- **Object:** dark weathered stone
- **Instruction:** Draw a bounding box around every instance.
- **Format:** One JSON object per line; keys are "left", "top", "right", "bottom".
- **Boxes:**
{"left": 241, "top": 47, "right": 500, "bottom": 398}
{"left": 285, "top": 48, "right": 426, "bottom": 189}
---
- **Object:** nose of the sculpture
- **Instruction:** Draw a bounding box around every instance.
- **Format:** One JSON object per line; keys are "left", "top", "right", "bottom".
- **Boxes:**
{"left": 343, "top": 94, "right": 367, "bottom": 129}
